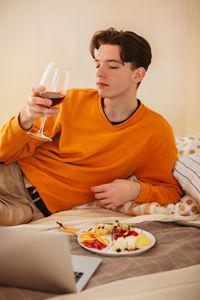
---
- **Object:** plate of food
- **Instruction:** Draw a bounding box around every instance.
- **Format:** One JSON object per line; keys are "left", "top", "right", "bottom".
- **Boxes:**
{"left": 77, "top": 220, "right": 156, "bottom": 256}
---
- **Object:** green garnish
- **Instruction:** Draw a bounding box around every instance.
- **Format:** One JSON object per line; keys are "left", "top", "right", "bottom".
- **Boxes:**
{"left": 115, "top": 220, "right": 119, "bottom": 223}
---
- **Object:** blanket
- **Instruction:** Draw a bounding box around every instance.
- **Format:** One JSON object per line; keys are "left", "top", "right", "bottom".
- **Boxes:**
{"left": 1, "top": 208, "right": 200, "bottom": 300}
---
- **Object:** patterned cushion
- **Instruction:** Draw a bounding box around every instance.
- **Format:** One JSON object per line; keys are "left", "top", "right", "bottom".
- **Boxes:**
{"left": 166, "top": 194, "right": 199, "bottom": 216}
{"left": 74, "top": 196, "right": 200, "bottom": 217}
{"left": 176, "top": 135, "right": 200, "bottom": 157}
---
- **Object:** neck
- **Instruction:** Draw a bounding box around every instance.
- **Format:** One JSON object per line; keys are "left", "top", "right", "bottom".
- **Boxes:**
{"left": 103, "top": 96, "right": 138, "bottom": 123}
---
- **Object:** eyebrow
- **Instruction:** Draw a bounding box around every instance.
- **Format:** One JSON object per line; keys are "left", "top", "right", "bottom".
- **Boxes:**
{"left": 95, "top": 59, "right": 122, "bottom": 64}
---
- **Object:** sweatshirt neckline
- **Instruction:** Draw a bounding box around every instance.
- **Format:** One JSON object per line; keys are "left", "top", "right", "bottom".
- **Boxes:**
{"left": 97, "top": 95, "right": 144, "bottom": 129}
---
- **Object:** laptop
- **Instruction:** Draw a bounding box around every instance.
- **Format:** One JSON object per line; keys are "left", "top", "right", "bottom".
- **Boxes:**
{"left": 0, "top": 227, "right": 101, "bottom": 294}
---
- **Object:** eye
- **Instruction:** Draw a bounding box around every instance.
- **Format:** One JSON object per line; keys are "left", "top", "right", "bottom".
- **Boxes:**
{"left": 109, "top": 66, "right": 119, "bottom": 69}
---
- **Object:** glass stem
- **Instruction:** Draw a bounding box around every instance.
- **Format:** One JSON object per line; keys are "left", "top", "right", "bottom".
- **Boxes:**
{"left": 38, "top": 116, "right": 47, "bottom": 135}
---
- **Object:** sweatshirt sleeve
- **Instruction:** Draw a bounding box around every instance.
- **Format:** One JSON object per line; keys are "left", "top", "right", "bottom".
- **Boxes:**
{"left": 0, "top": 115, "right": 44, "bottom": 163}
{"left": 135, "top": 179, "right": 182, "bottom": 205}
{"left": 134, "top": 118, "right": 183, "bottom": 206}
{"left": 0, "top": 91, "right": 71, "bottom": 164}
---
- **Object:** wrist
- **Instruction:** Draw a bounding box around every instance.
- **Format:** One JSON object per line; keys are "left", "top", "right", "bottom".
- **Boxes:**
{"left": 131, "top": 181, "right": 141, "bottom": 200}
{"left": 18, "top": 111, "right": 33, "bottom": 131}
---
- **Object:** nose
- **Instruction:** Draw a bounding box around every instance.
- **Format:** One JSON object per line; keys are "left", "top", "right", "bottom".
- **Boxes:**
{"left": 96, "top": 65, "right": 106, "bottom": 78}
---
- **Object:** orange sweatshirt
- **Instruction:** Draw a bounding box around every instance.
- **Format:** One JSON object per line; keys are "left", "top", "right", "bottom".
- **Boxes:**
{"left": 0, "top": 89, "right": 182, "bottom": 213}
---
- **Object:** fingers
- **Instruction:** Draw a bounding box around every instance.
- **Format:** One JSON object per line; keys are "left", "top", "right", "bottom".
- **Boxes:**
{"left": 31, "top": 86, "right": 45, "bottom": 96}
{"left": 30, "top": 86, "right": 52, "bottom": 111}
{"left": 91, "top": 183, "right": 114, "bottom": 209}
{"left": 91, "top": 183, "right": 110, "bottom": 193}
{"left": 30, "top": 86, "right": 52, "bottom": 107}
{"left": 98, "top": 199, "right": 115, "bottom": 209}
{"left": 27, "top": 96, "right": 51, "bottom": 109}
{"left": 103, "top": 203, "right": 115, "bottom": 209}
{"left": 26, "top": 97, "right": 58, "bottom": 119}
{"left": 19, "top": 86, "right": 59, "bottom": 130}
{"left": 91, "top": 180, "right": 134, "bottom": 210}
{"left": 94, "top": 191, "right": 108, "bottom": 200}
{"left": 98, "top": 198, "right": 111, "bottom": 206}
{"left": 26, "top": 86, "right": 60, "bottom": 120}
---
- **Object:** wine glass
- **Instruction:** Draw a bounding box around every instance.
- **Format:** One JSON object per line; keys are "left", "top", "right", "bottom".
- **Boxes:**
{"left": 27, "top": 62, "right": 70, "bottom": 141}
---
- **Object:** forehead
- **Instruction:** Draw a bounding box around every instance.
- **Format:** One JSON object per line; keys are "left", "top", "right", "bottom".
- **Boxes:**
{"left": 96, "top": 44, "right": 122, "bottom": 62}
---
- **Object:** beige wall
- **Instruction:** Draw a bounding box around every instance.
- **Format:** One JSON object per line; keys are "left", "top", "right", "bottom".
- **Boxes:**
{"left": 0, "top": 0, "right": 199, "bottom": 136}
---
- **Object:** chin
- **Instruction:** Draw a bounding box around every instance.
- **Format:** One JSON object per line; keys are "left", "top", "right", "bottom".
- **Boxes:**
{"left": 97, "top": 89, "right": 105, "bottom": 98}
{"left": 97, "top": 89, "right": 112, "bottom": 99}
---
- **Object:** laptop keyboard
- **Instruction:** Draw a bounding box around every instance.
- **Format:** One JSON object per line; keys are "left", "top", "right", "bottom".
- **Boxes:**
{"left": 74, "top": 271, "right": 84, "bottom": 282}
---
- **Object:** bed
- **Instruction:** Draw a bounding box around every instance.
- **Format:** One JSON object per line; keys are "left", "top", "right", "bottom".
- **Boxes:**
{"left": 0, "top": 135, "right": 200, "bottom": 300}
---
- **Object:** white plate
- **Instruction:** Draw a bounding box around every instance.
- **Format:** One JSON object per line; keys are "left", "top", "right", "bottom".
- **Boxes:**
{"left": 77, "top": 228, "right": 156, "bottom": 256}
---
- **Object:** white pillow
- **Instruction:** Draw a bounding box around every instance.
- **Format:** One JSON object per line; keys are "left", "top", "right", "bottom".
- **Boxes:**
{"left": 173, "top": 154, "right": 200, "bottom": 203}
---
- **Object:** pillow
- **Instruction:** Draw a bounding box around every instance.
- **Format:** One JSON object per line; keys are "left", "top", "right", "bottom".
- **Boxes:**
{"left": 166, "top": 194, "right": 199, "bottom": 216}
{"left": 74, "top": 196, "right": 199, "bottom": 217}
{"left": 175, "top": 135, "right": 200, "bottom": 157}
{"left": 173, "top": 153, "right": 200, "bottom": 204}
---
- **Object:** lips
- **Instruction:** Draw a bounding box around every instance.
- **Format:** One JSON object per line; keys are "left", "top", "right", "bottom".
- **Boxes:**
{"left": 96, "top": 82, "right": 109, "bottom": 88}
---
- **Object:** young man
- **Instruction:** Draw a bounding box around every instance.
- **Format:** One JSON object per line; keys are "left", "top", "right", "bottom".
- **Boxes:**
{"left": 0, "top": 28, "right": 182, "bottom": 226}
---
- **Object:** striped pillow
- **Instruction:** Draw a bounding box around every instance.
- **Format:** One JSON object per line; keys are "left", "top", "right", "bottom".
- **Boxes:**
{"left": 173, "top": 154, "right": 200, "bottom": 204}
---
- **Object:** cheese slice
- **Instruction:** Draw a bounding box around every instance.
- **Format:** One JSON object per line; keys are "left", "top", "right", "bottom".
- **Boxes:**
{"left": 135, "top": 233, "right": 152, "bottom": 248}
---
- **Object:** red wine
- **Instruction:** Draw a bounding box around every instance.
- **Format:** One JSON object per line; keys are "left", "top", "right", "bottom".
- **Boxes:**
{"left": 40, "top": 92, "right": 65, "bottom": 107}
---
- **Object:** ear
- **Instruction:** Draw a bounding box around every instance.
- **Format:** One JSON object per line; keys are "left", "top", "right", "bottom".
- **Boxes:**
{"left": 132, "top": 67, "right": 146, "bottom": 84}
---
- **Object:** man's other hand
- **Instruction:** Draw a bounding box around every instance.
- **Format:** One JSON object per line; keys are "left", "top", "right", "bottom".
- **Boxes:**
{"left": 91, "top": 179, "right": 141, "bottom": 209}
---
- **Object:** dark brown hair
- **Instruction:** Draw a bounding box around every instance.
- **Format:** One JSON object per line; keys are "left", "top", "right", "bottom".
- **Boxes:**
{"left": 90, "top": 27, "right": 152, "bottom": 71}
